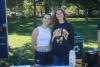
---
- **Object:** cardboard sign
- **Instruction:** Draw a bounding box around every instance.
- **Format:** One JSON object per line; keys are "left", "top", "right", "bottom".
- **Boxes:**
{"left": 0, "top": 0, "right": 8, "bottom": 58}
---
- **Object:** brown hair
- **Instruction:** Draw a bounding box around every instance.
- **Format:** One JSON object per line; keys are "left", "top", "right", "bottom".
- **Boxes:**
{"left": 52, "top": 8, "right": 66, "bottom": 25}
{"left": 42, "top": 13, "right": 51, "bottom": 19}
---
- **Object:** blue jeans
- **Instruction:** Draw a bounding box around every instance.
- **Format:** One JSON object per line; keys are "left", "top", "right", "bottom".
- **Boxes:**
{"left": 52, "top": 53, "right": 69, "bottom": 66}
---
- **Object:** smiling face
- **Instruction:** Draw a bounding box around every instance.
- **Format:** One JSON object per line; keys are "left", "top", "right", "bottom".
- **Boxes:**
{"left": 42, "top": 14, "right": 51, "bottom": 26}
{"left": 56, "top": 10, "right": 64, "bottom": 20}
{"left": 52, "top": 8, "right": 66, "bottom": 25}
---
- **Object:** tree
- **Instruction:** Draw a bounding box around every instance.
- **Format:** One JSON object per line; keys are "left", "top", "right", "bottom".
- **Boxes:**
{"left": 23, "top": 0, "right": 34, "bottom": 17}
{"left": 7, "top": 0, "right": 24, "bottom": 10}
{"left": 44, "top": 0, "right": 50, "bottom": 13}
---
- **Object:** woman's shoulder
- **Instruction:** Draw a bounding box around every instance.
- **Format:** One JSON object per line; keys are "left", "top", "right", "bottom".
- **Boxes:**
{"left": 32, "top": 26, "right": 40, "bottom": 34}
{"left": 65, "top": 21, "right": 70, "bottom": 24}
{"left": 64, "top": 21, "right": 73, "bottom": 27}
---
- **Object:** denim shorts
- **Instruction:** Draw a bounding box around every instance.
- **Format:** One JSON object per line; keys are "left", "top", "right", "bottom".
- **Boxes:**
{"left": 35, "top": 50, "right": 53, "bottom": 65}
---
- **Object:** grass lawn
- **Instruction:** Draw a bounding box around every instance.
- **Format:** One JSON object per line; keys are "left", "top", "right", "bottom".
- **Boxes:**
{"left": 8, "top": 19, "right": 33, "bottom": 48}
{"left": 70, "top": 21, "right": 98, "bottom": 49}
{"left": 4, "top": 17, "right": 99, "bottom": 65}
{"left": 8, "top": 34, "right": 31, "bottom": 48}
{"left": 8, "top": 18, "right": 99, "bottom": 49}
{"left": 68, "top": 18, "right": 99, "bottom": 49}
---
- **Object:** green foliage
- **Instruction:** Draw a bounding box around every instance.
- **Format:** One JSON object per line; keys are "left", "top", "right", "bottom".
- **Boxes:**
{"left": 65, "top": 4, "right": 77, "bottom": 17}
{"left": 23, "top": 0, "right": 34, "bottom": 17}
{"left": 9, "top": 43, "right": 34, "bottom": 65}
{"left": 7, "top": 0, "right": 100, "bottom": 18}
{"left": 0, "top": 43, "right": 34, "bottom": 66}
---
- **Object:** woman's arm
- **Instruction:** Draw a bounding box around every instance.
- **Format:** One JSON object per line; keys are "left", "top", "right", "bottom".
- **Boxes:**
{"left": 31, "top": 28, "right": 38, "bottom": 52}
{"left": 98, "top": 30, "right": 100, "bottom": 49}
{"left": 97, "top": 21, "right": 100, "bottom": 49}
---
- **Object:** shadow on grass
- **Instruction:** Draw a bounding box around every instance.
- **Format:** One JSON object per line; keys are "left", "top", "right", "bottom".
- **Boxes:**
{"left": 8, "top": 18, "right": 99, "bottom": 45}
{"left": 8, "top": 18, "right": 41, "bottom": 36}
{"left": 70, "top": 21, "right": 98, "bottom": 48}
{"left": 8, "top": 18, "right": 99, "bottom": 39}
{"left": 0, "top": 43, "right": 34, "bottom": 66}
{"left": 4, "top": 18, "right": 100, "bottom": 66}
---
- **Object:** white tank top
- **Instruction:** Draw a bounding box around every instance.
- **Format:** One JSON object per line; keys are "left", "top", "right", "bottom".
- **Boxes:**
{"left": 36, "top": 26, "right": 51, "bottom": 47}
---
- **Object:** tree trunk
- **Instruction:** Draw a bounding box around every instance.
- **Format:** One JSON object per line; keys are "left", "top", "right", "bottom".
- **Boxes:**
{"left": 57, "top": 0, "right": 62, "bottom": 8}
{"left": 33, "top": 0, "right": 36, "bottom": 28}
{"left": 45, "top": 1, "right": 49, "bottom": 13}
{"left": 85, "top": 8, "right": 88, "bottom": 22}
{"left": 76, "top": 4, "right": 80, "bottom": 16}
